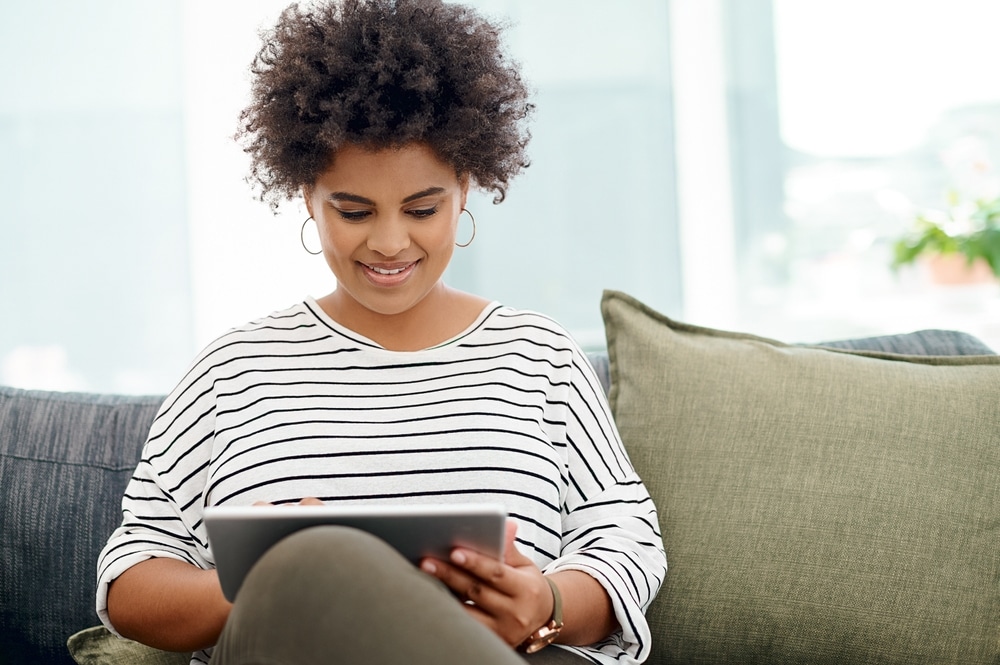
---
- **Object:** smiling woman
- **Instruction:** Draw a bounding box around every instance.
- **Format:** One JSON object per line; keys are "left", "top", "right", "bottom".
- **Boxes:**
{"left": 95, "top": 2, "right": 666, "bottom": 664}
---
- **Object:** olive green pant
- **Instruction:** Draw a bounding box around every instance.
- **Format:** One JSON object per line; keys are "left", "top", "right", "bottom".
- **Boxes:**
{"left": 214, "top": 526, "right": 590, "bottom": 665}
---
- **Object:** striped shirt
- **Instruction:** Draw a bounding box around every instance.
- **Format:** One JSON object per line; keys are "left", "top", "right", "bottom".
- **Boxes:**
{"left": 97, "top": 298, "right": 666, "bottom": 664}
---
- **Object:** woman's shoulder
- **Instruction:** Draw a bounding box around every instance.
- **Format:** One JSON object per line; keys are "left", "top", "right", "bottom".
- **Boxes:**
{"left": 479, "top": 303, "right": 580, "bottom": 350}
{"left": 168, "top": 301, "right": 335, "bottom": 388}
{"left": 488, "top": 303, "right": 570, "bottom": 332}
{"left": 203, "top": 301, "right": 323, "bottom": 351}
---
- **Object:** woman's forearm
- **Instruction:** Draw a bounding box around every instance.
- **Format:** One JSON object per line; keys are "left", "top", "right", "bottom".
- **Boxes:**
{"left": 106, "top": 558, "right": 232, "bottom": 652}
{"left": 549, "top": 570, "right": 619, "bottom": 646}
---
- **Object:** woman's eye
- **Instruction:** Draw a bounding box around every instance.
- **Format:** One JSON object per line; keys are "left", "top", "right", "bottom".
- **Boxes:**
{"left": 336, "top": 209, "right": 370, "bottom": 221}
{"left": 409, "top": 207, "right": 438, "bottom": 219}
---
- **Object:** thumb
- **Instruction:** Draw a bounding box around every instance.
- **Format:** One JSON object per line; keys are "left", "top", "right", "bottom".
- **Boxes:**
{"left": 502, "top": 520, "right": 531, "bottom": 567}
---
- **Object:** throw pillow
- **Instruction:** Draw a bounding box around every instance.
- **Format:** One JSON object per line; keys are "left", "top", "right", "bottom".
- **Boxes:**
{"left": 601, "top": 290, "right": 1000, "bottom": 665}
{"left": 67, "top": 626, "right": 190, "bottom": 665}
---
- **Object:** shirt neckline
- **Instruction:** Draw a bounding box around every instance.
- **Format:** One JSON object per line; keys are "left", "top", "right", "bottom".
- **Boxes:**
{"left": 303, "top": 296, "right": 503, "bottom": 353}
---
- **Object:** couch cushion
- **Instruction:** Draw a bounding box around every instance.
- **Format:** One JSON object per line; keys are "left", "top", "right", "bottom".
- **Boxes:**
{"left": 819, "top": 329, "right": 995, "bottom": 355}
{"left": 601, "top": 290, "right": 1000, "bottom": 665}
{"left": 0, "top": 386, "right": 163, "bottom": 664}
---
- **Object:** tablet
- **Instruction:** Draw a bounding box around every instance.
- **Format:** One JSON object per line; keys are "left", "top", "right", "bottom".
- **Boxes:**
{"left": 205, "top": 502, "right": 507, "bottom": 602}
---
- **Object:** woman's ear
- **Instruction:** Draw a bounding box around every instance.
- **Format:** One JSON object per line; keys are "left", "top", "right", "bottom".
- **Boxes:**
{"left": 459, "top": 174, "right": 470, "bottom": 209}
{"left": 303, "top": 186, "right": 315, "bottom": 218}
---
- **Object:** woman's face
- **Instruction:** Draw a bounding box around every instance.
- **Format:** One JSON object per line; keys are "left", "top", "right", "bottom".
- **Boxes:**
{"left": 305, "top": 142, "right": 469, "bottom": 319}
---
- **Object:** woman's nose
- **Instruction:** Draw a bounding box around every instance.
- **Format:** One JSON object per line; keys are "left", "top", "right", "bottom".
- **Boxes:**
{"left": 366, "top": 216, "right": 410, "bottom": 256}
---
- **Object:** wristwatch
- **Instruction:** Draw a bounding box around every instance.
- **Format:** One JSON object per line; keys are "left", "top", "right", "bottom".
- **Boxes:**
{"left": 519, "top": 576, "right": 564, "bottom": 653}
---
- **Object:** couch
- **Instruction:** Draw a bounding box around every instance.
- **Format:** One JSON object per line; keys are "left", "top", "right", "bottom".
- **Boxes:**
{"left": 2, "top": 290, "right": 998, "bottom": 664}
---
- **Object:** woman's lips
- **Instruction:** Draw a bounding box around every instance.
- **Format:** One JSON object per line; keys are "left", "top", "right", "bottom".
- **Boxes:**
{"left": 359, "top": 260, "right": 418, "bottom": 286}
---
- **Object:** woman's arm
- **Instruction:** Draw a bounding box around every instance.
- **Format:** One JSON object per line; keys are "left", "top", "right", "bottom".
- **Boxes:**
{"left": 543, "top": 343, "right": 667, "bottom": 658}
{"left": 106, "top": 558, "right": 232, "bottom": 653}
{"left": 547, "top": 569, "right": 617, "bottom": 646}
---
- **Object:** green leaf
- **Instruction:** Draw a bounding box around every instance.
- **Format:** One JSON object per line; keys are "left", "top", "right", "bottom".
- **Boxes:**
{"left": 891, "top": 195, "right": 1000, "bottom": 279}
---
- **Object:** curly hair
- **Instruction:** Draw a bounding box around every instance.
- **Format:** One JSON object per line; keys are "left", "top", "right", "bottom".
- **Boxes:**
{"left": 237, "top": 0, "right": 533, "bottom": 209}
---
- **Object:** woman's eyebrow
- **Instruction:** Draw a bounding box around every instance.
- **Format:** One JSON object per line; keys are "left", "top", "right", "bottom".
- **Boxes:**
{"left": 328, "top": 187, "right": 446, "bottom": 206}
{"left": 328, "top": 192, "right": 375, "bottom": 205}
{"left": 402, "top": 187, "right": 446, "bottom": 203}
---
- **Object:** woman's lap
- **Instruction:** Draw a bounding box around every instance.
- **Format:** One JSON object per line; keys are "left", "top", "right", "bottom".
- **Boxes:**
{"left": 214, "top": 525, "right": 589, "bottom": 665}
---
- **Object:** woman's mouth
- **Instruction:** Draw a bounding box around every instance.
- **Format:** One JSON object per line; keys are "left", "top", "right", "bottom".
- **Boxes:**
{"left": 360, "top": 261, "right": 418, "bottom": 286}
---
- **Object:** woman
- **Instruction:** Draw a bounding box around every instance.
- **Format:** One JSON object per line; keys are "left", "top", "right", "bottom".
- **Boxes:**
{"left": 97, "top": 1, "right": 666, "bottom": 663}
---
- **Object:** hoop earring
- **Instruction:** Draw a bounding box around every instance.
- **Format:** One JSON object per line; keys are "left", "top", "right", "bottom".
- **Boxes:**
{"left": 455, "top": 208, "right": 476, "bottom": 248}
{"left": 300, "top": 217, "right": 322, "bottom": 255}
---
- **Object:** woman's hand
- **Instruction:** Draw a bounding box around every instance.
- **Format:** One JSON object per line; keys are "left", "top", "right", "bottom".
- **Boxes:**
{"left": 419, "top": 521, "right": 555, "bottom": 648}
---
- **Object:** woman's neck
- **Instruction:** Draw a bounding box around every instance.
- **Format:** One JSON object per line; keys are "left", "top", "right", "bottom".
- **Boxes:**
{"left": 316, "top": 284, "right": 490, "bottom": 351}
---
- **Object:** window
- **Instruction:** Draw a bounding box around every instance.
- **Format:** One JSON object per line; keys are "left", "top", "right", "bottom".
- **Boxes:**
{"left": 4, "top": 0, "right": 997, "bottom": 394}
{"left": 0, "top": 1, "right": 192, "bottom": 393}
{"left": 716, "top": 0, "right": 1000, "bottom": 347}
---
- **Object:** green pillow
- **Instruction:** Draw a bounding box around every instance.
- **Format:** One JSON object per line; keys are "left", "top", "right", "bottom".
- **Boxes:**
{"left": 601, "top": 290, "right": 1000, "bottom": 665}
{"left": 67, "top": 626, "right": 190, "bottom": 665}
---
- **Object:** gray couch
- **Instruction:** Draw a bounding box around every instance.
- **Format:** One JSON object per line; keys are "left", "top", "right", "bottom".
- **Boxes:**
{"left": 2, "top": 295, "right": 998, "bottom": 664}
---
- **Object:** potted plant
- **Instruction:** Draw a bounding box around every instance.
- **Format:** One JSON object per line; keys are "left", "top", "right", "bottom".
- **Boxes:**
{"left": 892, "top": 193, "right": 1000, "bottom": 284}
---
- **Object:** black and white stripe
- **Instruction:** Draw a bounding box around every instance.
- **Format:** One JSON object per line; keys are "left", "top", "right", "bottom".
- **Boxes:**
{"left": 97, "top": 299, "right": 666, "bottom": 664}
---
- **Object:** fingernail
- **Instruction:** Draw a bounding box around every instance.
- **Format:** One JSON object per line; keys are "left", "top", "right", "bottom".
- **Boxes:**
{"left": 421, "top": 560, "right": 436, "bottom": 574}
{"left": 451, "top": 550, "right": 466, "bottom": 565}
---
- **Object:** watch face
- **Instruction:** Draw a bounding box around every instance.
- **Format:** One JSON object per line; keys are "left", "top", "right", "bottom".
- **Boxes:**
{"left": 523, "top": 623, "right": 561, "bottom": 654}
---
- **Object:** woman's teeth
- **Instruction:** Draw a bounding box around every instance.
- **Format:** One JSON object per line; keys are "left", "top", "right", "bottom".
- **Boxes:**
{"left": 368, "top": 264, "right": 408, "bottom": 275}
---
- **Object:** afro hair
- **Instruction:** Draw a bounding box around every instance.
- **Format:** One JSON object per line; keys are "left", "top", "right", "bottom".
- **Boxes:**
{"left": 237, "top": 0, "right": 534, "bottom": 209}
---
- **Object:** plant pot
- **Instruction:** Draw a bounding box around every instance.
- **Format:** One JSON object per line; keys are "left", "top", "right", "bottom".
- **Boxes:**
{"left": 923, "top": 254, "right": 997, "bottom": 285}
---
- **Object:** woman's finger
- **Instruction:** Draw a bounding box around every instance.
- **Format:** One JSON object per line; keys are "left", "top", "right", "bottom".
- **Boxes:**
{"left": 420, "top": 557, "right": 508, "bottom": 611}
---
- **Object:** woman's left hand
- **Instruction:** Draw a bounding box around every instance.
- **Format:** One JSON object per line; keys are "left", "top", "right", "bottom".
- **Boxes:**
{"left": 420, "top": 521, "right": 554, "bottom": 648}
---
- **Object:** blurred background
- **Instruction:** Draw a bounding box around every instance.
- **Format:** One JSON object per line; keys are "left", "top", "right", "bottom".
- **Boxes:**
{"left": 2, "top": 0, "right": 998, "bottom": 394}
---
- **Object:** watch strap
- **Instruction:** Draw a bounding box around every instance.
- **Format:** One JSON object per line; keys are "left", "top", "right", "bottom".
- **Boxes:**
{"left": 518, "top": 576, "right": 564, "bottom": 653}
{"left": 545, "top": 576, "right": 563, "bottom": 625}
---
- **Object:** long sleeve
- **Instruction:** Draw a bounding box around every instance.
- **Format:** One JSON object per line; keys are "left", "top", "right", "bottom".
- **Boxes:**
{"left": 95, "top": 345, "right": 220, "bottom": 635}
{"left": 545, "top": 345, "right": 666, "bottom": 663}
